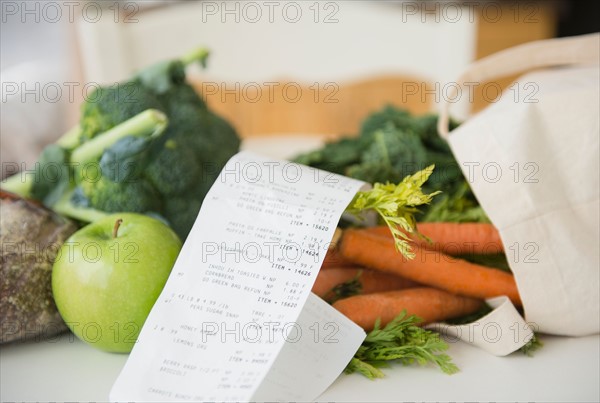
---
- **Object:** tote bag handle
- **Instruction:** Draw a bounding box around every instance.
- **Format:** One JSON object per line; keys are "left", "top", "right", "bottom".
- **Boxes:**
{"left": 438, "top": 33, "right": 600, "bottom": 138}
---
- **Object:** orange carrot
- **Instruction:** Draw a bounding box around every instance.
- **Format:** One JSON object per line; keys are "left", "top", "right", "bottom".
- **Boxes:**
{"left": 333, "top": 287, "right": 484, "bottom": 331}
{"left": 321, "top": 249, "right": 356, "bottom": 269}
{"left": 359, "top": 270, "right": 419, "bottom": 294}
{"left": 312, "top": 268, "right": 418, "bottom": 298}
{"left": 339, "top": 229, "right": 522, "bottom": 306}
{"left": 366, "top": 222, "right": 504, "bottom": 255}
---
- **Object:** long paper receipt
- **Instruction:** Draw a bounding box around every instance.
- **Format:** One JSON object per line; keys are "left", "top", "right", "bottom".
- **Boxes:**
{"left": 110, "top": 151, "right": 367, "bottom": 402}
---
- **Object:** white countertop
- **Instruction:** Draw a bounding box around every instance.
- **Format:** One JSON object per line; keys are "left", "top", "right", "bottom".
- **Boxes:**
{"left": 3, "top": 138, "right": 599, "bottom": 402}
{"left": 2, "top": 332, "right": 598, "bottom": 402}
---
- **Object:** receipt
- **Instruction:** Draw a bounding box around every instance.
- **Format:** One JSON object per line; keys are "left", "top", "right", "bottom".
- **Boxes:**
{"left": 110, "top": 151, "right": 366, "bottom": 402}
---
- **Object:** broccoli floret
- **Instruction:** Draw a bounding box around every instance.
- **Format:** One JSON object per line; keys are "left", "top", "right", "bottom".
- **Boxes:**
{"left": 76, "top": 49, "right": 239, "bottom": 239}
{"left": 346, "top": 126, "right": 427, "bottom": 183}
{"left": 360, "top": 105, "right": 414, "bottom": 137}
{"left": 80, "top": 50, "right": 239, "bottom": 239}
{"left": 2, "top": 49, "right": 241, "bottom": 241}
{"left": 294, "top": 137, "right": 364, "bottom": 175}
{"left": 157, "top": 83, "right": 207, "bottom": 114}
{"left": 163, "top": 196, "right": 203, "bottom": 240}
{"left": 80, "top": 81, "right": 163, "bottom": 141}
{"left": 346, "top": 162, "right": 398, "bottom": 184}
{"left": 414, "top": 114, "right": 461, "bottom": 154}
{"left": 293, "top": 105, "right": 487, "bottom": 221}
{"left": 145, "top": 139, "right": 202, "bottom": 197}
{"left": 79, "top": 50, "right": 208, "bottom": 142}
{"left": 199, "top": 112, "right": 241, "bottom": 168}
{"left": 2, "top": 110, "right": 168, "bottom": 223}
{"left": 153, "top": 97, "right": 207, "bottom": 150}
{"left": 80, "top": 176, "right": 162, "bottom": 214}
{"left": 144, "top": 110, "right": 238, "bottom": 238}
{"left": 362, "top": 126, "right": 426, "bottom": 167}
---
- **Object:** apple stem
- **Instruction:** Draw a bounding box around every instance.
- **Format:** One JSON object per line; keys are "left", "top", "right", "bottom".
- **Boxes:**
{"left": 113, "top": 219, "right": 123, "bottom": 239}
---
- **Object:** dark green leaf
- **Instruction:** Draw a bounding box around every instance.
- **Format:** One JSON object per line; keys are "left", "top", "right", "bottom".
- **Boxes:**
{"left": 99, "top": 136, "right": 151, "bottom": 183}
{"left": 324, "top": 272, "right": 363, "bottom": 304}
{"left": 30, "top": 144, "right": 71, "bottom": 208}
{"left": 70, "top": 186, "right": 90, "bottom": 207}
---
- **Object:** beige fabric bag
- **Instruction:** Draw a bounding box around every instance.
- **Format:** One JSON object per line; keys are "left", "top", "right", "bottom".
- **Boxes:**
{"left": 435, "top": 34, "right": 599, "bottom": 352}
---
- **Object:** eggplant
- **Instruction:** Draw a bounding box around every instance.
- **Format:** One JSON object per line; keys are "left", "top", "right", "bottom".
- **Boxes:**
{"left": 1, "top": 191, "right": 77, "bottom": 343}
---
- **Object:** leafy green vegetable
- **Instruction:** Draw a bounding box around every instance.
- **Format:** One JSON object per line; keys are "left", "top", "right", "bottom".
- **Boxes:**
{"left": 422, "top": 181, "right": 490, "bottom": 223}
{"left": 294, "top": 105, "right": 480, "bottom": 222}
{"left": 2, "top": 49, "right": 241, "bottom": 240}
{"left": 345, "top": 311, "right": 458, "bottom": 379}
{"left": 80, "top": 82, "right": 163, "bottom": 142}
{"left": 323, "top": 272, "right": 363, "bottom": 304}
{"left": 360, "top": 106, "right": 414, "bottom": 138}
{"left": 445, "top": 303, "right": 494, "bottom": 325}
{"left": 162, "top": 196, "right": 203, "bottom": 238}
{"left": 2, "top": 109, "right": 167, "bottom": 223}
{"left": 346, "top": 166, "right": 440, "bottom": 257}
{"left": 74, "top": 50, "right": 239, "bottom": 239}
{"left": 294, "top": 137, "right": 367, "bottom": 175}
{"left": 458, "top": 253, "right": 512, "bottom": 273}
{"left": 99, "top": 136, "right": 152, "bottom": 183}
{"left": 521, "top": 333, "right": 543, "bottom": 356}
{"left": 145, "top": 139, "right": 202, "bottom": 197}
{"left": 52, "top": 188, "right": 109, "bottom": 223}
{"left": 136, "top": 48, "right": 209, "bottom": 94}
{"left": 322, "top": 164, "right": 439, "bottom": 305}
{"left": 29, "top": 144, "right": 71, "bottom": 207}
{"left": 71, "top": 109, "right": 168, "bottom": 166}
{"left": 347, "top": 126, "right": 427, "bottom": 184}
{"left": 79, "top": 175, "right": 162, "bottom": 214}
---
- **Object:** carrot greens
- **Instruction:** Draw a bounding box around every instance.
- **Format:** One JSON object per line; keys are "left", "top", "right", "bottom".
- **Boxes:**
{"left": 345, "top": 166, "right": 440, "bottom": 258}
{"left": 345, "top": 311, "right": 458, "bottom": 379}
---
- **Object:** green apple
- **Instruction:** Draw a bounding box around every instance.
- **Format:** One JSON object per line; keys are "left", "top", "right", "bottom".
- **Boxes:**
{"left": 52, "top": 213, "right": 182, "bottom": 353}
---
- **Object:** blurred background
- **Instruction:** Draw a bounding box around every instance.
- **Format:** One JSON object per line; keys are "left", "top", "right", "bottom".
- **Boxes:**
{"left": 1, "top": 0, "right": 598, "bottom": 175}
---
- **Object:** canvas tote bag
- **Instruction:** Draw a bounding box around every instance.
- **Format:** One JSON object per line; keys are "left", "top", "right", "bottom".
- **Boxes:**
{"left": 433, "top": 33, "right": 599, "bottom": 354}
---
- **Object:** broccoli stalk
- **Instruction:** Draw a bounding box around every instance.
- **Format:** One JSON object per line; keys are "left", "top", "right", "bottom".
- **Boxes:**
{"left": 55, "top": 125, "right": 83, "bottom": 150}
{"left": 1, "top": 173, "right": 31, "bottom": 198}
{"left": 78, "top": 48, "right": 209, "bottom": 142}
{"left": 1, "top": 172, "right": 33, "bottom": 198}
{"left": 1, "top": 109, "right": 168, "bottom": 223}
{"left": 135, "top": 47, "right": 209, "bottom": 94}
{"left": 52, "top": 188, "right": 109, "bottom": 223}
{"left": 71, "top": 109, "right": 167, "bottom": 166}
{"left": 181, "top": 48, "right": 210, "bottom": 67}
{"left": 1, "top": 124, "right": 84, "bottom": 197}
{"left": 5, "top": 48, "right": 240, "bottom": 238}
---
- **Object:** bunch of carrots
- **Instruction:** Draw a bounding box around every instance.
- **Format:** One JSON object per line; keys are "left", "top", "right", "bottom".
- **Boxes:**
{"left": 312, "top": 222, "right": 521, "bottom": 331}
